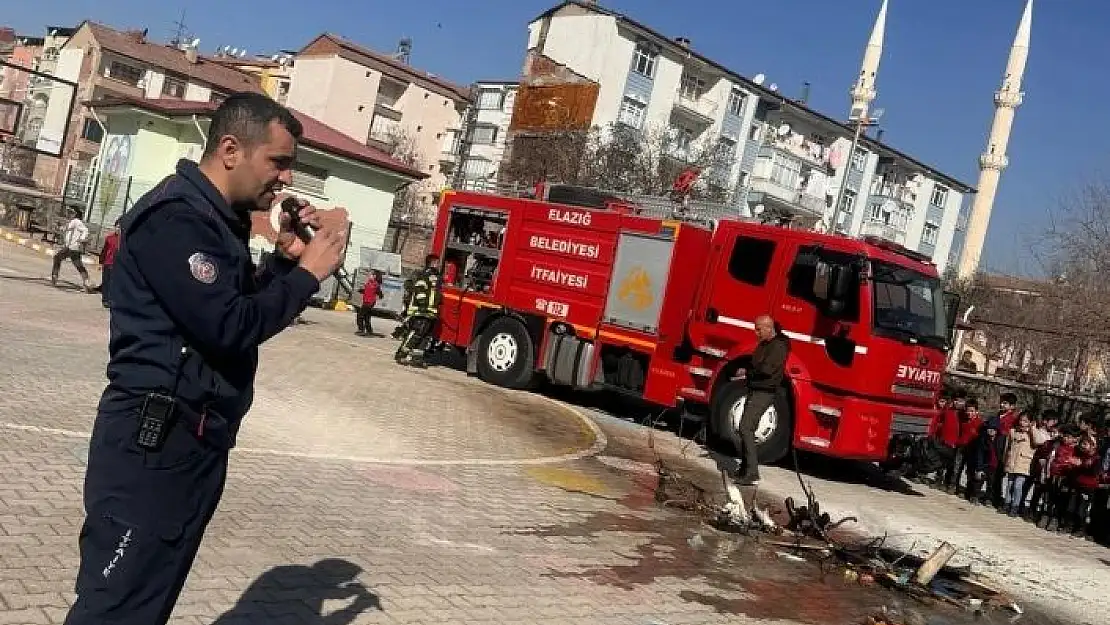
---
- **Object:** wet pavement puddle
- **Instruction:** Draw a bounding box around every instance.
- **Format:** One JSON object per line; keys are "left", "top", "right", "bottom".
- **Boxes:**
{"left": 514, "top": 451, "right": 1076, "bottom": 625}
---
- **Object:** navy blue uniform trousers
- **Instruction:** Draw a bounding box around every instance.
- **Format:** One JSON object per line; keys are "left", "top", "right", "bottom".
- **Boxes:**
{"left": 63, "top": 408, "right": 228, "bottom": 624}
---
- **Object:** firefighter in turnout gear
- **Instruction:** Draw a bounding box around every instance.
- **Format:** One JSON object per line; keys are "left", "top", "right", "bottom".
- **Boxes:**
{"left": 394, "top": 254, "right": 442, "bottom": 367}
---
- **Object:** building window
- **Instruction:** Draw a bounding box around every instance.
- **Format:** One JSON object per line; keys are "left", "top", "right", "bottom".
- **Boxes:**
{"left": 921, "top": 222, "right": 940, "bottom": 245}
{"left": 727, "top": 88, "right": 745, "bottom": 117}
{"left": 81, "top": 118, "right": 104, "bottom": 143}
{"left": 470, "top": 124, "right": 498, "bottom": 145}
{"left": 290, "top": 161, "right": 328, "bottom": 196}
{"left": 617, "top": 97, "right": 646, "bottom": 129}
{"left": 162, "top": 75, "right": 187, "bottom": 98}
{"left": 850, "top": 147, "right": 867, "bottom": 171}
{"left": 868, "top": 201, "right": 908, "bottom": 230}
{"left": 369, "top": 114, "right": 400, "bottom": 143}
{"left": 462, "top": 157, "right": 491, "bottom": 179}
{"left": 837, "top": 189, "right": 856, "bottom": 230}
{"left": 770, "top": 154, "right": 802, "bottom": 189}
{"left": 679, "top": 73, "right": 705, "bottom": 101}
{"left": 477, "top": 88, "right": 504, "bottom": 110}
{"left": 930, "top": 185, "right": 949, "bottom": 207}
{"left": 631, "top": 44, "right": 657, "bottom": 78}
{"left": 728, "top": 236, "right": 776, "bottom": 286}
{"left": 209, "top": 92, "right": 227, "bottom": 105}
{"left": 107, "top": 61, "right": 144, "bottom": 86}
{"left": 276, "top": 81, "right": 289, "bottom": 105}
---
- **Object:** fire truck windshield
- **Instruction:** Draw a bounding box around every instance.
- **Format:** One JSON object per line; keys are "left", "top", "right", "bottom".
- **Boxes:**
{"left": 870, "top": 261, "right": 947, "bottom": 349}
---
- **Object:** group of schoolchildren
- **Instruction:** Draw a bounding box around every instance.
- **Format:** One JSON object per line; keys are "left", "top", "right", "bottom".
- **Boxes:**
{"left": 913, "top": 391, "right": 1110, "bottom": 543}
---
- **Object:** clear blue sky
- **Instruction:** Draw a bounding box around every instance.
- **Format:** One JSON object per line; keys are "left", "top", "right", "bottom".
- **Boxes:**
{"left": 8, "top": 0, "right": 1105, "bottom": 275}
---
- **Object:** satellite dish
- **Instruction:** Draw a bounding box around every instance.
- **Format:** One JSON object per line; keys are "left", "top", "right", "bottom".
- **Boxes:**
{"left": 49, "top": 29, "right": 58, "bottom": 37}
{"left": 769, "top": 83, "right": 778, "bottom": 92}
{"left": 754, "top": 204, "right": 766, "bottom": 215}
{"left": 753, "top": 73, "right": 765, "bottom": 86}
{"left": 271, "top": 54, "right": 279, "bottom": 62}
{"left": 777, "top": 123, "right": 790, "bottom": 136}
{"left": 239, "top": 49, "right": 247, "bottom": 58}
{"left": 190, "top": 38, "right": 200, "bottom": 48}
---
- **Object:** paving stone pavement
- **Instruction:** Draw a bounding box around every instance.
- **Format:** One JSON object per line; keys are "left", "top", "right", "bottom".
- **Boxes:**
{"left": 1, "top": 243, "right": 813, "bottom": 625}
{"left": 0, "top": 239, "right": 1102, "bottom": 625}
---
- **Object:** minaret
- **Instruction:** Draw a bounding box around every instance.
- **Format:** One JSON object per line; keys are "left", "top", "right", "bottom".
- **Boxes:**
{"left": 849, "top": 0, "right": 888, "bottom": 121}
{"left": 957, "top": 0, "right": 1032, "bottom": 278}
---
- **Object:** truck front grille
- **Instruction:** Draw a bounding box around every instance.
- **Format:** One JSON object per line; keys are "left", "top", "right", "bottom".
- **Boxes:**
{"left": 891, "top": 413, "right": 930, "bottom": 437}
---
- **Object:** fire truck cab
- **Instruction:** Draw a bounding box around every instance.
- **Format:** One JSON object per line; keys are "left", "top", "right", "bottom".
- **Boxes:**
{"left": 431, "top": 184, "right": 958, "bottom": 464}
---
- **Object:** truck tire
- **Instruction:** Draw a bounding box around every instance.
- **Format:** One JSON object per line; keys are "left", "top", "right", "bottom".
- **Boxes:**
{"left": 710, "top": 381, "right": 793, "bottom": 465}
{"left": 476, "top": 317, "right": 535, "bottom": 389}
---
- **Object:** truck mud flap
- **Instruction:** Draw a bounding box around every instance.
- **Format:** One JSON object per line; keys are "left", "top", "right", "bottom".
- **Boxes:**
{"left": 543, "top": 333, "right": 595, "bottom": 388}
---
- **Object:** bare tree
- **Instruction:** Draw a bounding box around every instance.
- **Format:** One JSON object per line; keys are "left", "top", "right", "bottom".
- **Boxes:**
{"left": 502, "top": 122, "right": 737, "bottom": 203}
{"left": 943, "top": 185, "right": 1110, "bottom": 391}
{"left": 379, "top": 127, "right": 433, "bottom": 227}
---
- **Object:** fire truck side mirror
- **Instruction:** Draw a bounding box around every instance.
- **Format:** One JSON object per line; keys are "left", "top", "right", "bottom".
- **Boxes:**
{"left": 813, "top": 261, "right": 852, "bottom": 302}
{"left": 943, "top": 291, "right": 961, "bottom": 343}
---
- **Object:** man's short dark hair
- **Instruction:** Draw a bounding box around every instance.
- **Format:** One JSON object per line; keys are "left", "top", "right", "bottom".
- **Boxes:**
{"left": 1000, "top": 392, "right": 1018, "bottom": 405}
{"left": 202, "top": 92, "right": 302, "bottom": 158}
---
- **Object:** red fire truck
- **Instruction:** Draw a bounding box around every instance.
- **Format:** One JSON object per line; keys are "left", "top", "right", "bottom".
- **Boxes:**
{"left": 431, "top": 184, "right": 958, "bottom": 464}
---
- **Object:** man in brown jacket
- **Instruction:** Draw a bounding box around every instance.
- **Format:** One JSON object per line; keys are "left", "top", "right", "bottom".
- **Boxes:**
{"left": 733, "top": 315, "right": 790, "bottom": 485}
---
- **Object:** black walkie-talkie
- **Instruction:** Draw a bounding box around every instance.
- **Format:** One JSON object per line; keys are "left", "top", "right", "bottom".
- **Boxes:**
{"left": 280, "top": 198, "right": 354, "bottom": 294}
{"left": 281, "top": 197, "right": 316, "bottom": 243}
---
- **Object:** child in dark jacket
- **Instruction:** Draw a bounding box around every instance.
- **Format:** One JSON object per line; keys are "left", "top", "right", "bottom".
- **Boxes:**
{"left": 967, "top": 422, "right": 1001, "bottom": 504}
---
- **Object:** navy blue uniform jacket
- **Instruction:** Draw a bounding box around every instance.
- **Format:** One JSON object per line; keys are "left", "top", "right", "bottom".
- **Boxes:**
{"left": 100, "top": 159, "right": 320, "bottom": 448}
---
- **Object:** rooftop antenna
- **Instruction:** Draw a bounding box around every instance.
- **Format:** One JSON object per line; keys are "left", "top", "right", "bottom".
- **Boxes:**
{"left": 395, "top": 36, "right": 412, "bottom": 64}
{"left": 170, "top": 9, "right": 190, "bottom": 47}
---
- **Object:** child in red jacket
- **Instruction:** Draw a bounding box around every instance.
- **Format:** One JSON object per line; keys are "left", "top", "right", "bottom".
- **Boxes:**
{"left": 99, "top": 225, "right": 120, "bottom": 308}
{"left": 356, "top": 271, "right": 384, "bottom": 337}
{"left": 1044, "top": 427, "right": 1082, "bottom": 532}
{"left": 1065, "top": 436, "right": 1102, "bottom": 537}
{"left": 950, "top": 399, "right": 983, "bottom": 494}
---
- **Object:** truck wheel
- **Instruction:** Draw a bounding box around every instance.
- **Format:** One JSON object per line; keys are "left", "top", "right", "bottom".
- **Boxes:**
{"left": 710, "top": 381, "right": 793, "bottom": 465}
{"left": 476, "top": 317, "right": 535, "bottom": 389}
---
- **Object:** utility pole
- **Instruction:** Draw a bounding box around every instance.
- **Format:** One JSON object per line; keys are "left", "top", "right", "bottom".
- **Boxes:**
{"left": 827, "top": 112, "right": 880, "bottom": 235}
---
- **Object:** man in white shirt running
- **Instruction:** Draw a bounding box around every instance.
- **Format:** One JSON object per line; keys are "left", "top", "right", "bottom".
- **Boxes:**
{"left": 51, "top": 207, "right": 93, "bottom": 293}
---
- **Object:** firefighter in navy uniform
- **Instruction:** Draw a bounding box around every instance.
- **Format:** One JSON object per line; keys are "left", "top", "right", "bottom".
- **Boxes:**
{"left": 62, "top": 93, "right": 346, "bottom": 625}
{"left": 394, "top": 254, "right": 442, "bottom": 368}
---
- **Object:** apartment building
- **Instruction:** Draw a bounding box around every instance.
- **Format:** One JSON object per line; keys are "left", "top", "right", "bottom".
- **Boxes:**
{"left": 454, "top": 80, "right": 517, "bottom": 190}
{"left": 518, "top": 1, "right": 975, "bottom": 271}
{"left": 45, "top": 21, "right": 263, "bottom": 193}
{"left": 285, "top": 33, "right": 471, "bottom": 221}
{"left": 205, "top": 49, "right": 295, "bottom": 104}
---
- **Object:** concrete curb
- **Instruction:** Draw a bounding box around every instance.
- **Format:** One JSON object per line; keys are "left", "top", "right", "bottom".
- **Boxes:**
{"left": 0, "top": 227, "right": 100, "bottom": 267}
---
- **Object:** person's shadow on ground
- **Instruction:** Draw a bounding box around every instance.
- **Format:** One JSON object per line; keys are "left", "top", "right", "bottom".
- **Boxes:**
{"left": 211, "top": 558, "right": 382, "bottom": 625}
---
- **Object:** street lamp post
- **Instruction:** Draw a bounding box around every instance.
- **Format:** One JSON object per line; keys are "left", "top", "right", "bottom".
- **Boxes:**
{"left": 827, "top": 111, "right": 881, "bottom": 235}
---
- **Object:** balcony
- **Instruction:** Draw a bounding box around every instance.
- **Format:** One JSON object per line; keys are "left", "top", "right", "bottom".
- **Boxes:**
{"left": 870, "top": 182, "right": 916, "bottom": 206}
{"left": 860, "top": 220, "right": 907, "bottom": 245}
{"left": 672, "top": 92, "right": 718, "bottom": 126}
{"left": 747, "top": 175, "right": 827, "bottom": 219}
{"left": 760, "top": 138, "right": 828, "bottom": 170}
{"left": 439, "top": 146, "right": 459, "bottom": 166}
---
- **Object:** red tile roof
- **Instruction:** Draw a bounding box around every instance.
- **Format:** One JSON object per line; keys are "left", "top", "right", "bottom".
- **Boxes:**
{"left": 299, "top": 33, "right": 471, "bottom": 102}
{"left": 84, "top": 95, "right": 428, "bottom": 180}
{"left": 84, "top": 22, "right": 264, "bottom": 95}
